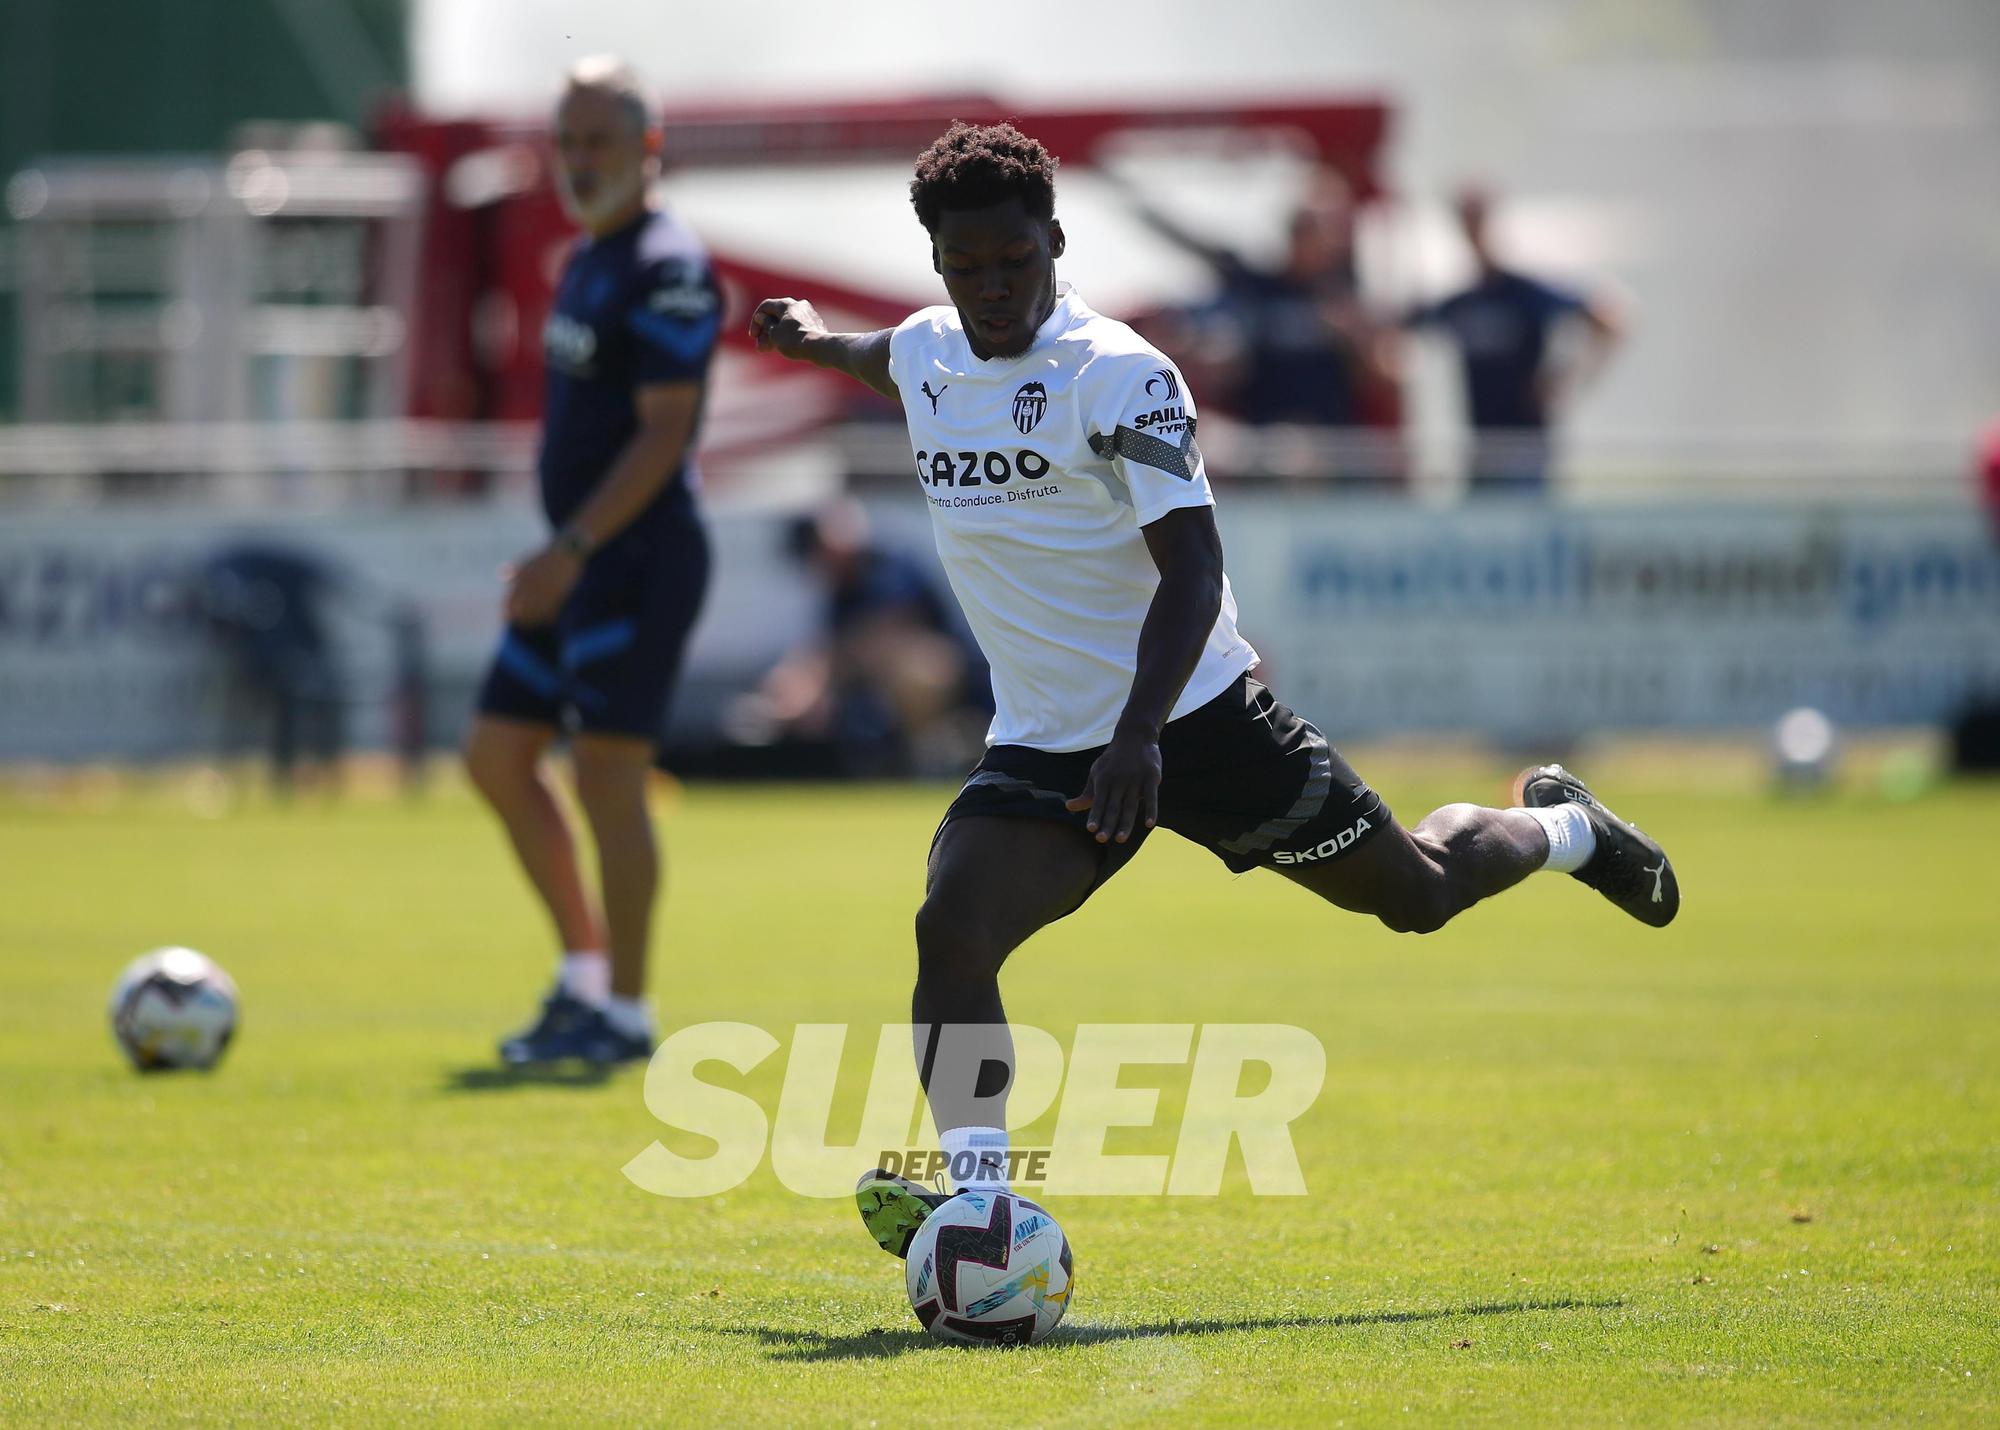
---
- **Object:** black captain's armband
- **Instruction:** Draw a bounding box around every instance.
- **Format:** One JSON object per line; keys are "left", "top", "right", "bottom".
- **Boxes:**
{"left": 1088, "top": 418, "right": 1202, "bottom": 483}
{"left": 915, "top": 449, "right": 1052, "bottom": 487}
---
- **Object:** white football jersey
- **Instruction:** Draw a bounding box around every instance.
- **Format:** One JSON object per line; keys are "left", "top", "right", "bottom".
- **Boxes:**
{"left": 887, "top": 284, "right": 1258, "bottom": 752}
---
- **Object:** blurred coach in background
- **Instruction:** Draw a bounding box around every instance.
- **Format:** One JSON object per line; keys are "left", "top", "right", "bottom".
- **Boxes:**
{"left": 463, "top": 58, "right": 720, "bottom": 1067}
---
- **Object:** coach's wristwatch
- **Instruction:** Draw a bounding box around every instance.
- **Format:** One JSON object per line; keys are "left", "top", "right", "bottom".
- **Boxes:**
{"left": 555, "top": 524, "right": 594, "bottom": 560}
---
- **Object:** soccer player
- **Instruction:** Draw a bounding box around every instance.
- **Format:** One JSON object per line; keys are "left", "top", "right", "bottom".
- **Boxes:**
{"left": 748, "top": 123, "right": 1677, "bottom": 1255}
{"left": 464, "top": 59, "right": 720, "bottom": 1066}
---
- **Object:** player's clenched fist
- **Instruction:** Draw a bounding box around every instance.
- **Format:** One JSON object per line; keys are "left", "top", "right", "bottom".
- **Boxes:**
{"left": 749, "top": 297, "right": 827, "bottom": 360}
{"left": 748, "top": 295, "right": 898, "bottom": 398}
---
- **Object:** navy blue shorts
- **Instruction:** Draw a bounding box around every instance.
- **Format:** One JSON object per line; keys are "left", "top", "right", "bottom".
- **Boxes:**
{"left": 476, "top": 518, "right": 710, "bottom": 741}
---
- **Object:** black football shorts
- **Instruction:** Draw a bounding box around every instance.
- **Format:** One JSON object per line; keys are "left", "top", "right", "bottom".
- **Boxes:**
{"left": 934, "top": 673, "right": 1390, "bottom": 904}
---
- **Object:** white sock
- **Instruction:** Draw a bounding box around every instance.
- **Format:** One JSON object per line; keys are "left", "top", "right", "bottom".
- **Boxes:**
{"left": 603, "top": 995, "right": 653, "bottom": 1041}
{"left": 1524, "top": 803, "right": 1596, "bottom": 874}
{"left": 558, "top": 951, "right": 610, "bottom": 1007}
{"left": 939, "top": 1125, "right": 1011, "bottom": 1193}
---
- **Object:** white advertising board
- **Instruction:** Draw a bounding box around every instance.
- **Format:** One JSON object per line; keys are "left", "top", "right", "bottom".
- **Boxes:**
{"left": 4, "top": 498, "right": 1996, "bottom": 759}
{"left": 1214, "top": 499, "right": 2000, "bottom": 739}
{"left": 0, "top": 505, "right": 815, "bottom": 760}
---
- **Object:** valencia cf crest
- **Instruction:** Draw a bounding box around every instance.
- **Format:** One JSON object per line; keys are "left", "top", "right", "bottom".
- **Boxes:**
{"left": 1012, "top": 381, "right": 1048, "bottom": 435}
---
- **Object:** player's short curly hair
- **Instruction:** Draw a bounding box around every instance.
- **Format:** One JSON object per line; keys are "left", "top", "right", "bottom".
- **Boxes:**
{"left": 909, "top": 122, "right": 1058, "bottom": 233}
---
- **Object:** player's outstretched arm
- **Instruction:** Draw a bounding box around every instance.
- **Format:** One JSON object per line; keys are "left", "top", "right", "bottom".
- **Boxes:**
{"left": 749, "top": 297, "right": 898, "bottom": 400}
{"left": 1098, "top": 166, "right": 1241, "bottom": 278}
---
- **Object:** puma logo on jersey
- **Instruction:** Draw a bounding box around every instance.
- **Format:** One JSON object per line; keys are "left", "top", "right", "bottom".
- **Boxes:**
{"left": 922, "top": 380, "right": 949, "bottom": 414}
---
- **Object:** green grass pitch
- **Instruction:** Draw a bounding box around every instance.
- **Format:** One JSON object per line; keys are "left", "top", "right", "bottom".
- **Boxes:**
{"left": 1, "top": 760, "right": 1993, "bottom": 1425}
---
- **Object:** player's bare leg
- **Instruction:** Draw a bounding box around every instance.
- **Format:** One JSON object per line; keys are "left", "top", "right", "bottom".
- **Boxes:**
{"left": 469, "top": 714, "right": 641, "bottom": 1065}
{"left": 1275, "top": 804, "right": 1549, "bottom": 932}
{"left": 914, "top": 816, "right": 1126, "bottom": 1124}
{"left": 572, "top": 733, "right": 662, "bottom": 1053}
{"left": 552, "top": 740, "right": 660, "bottom": 1064}
{"left": 464, "top": 714, "right": 602, "bottom": 954}
{"left": 858, "top": 816, "right": 1133, "bottom": 1257}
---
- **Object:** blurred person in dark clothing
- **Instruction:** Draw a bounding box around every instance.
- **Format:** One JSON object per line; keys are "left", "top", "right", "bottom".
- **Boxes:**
{"left": 747, "top": 500, "right": 987, "bottom": 776}
{"left": 1114, "top": 169, "right": 1396, "bottom": 437}
{"left": 1404, "top": 185, "right": 1626, "bottom": 494}
{"left": 464, "top": 58, "right": 720, "bottom": 1068}
{"left": 199, "top": 544, "right": 347, "bottom": 792}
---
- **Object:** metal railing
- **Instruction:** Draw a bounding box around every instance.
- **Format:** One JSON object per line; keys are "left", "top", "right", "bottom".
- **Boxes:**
{"left": 0, "top": 418, "right": 1982, "bottom": 509}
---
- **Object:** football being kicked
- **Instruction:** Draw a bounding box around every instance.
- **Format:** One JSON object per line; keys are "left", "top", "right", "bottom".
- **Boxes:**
{"left": 905, "top": 1190, "right": 1073, "bottom": 1347}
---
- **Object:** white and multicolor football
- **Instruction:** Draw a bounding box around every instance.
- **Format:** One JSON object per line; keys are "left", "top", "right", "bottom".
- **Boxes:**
{"left": 905, "top": 1190, "right": 1073, "bottom": 1346}
{"left": 108, "top": 947, "right": 239, "bottom": 1072}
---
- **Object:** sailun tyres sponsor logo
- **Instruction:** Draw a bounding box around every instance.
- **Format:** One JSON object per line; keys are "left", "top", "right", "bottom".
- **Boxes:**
{"left": 1012, "top": 381, "right": 1048, "bottom": 435}
{"left": 1132, "top": 369, "right": 1187, "bottom": 435}
{"left": 1271, "top": 816, "right": 1373, "bottom": 864}
{"left": 1131, "top": 404, "right": 1187, "bottom": 435}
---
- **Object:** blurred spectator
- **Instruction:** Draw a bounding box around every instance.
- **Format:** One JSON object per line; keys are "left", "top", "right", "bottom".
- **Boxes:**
{"left": 197, "top": 544, "right": 349, "bottom": 792}
{"left": 1404, "top": 185, "right": 1626, "bottom": 494}
{"left": 1113, "top": 169, "right": 1396, "bottom": 443}
{"left": 739, "top": 501, "right": 988, "bottom": 776}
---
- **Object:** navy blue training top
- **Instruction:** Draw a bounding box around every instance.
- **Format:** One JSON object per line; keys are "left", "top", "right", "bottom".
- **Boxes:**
{"left": 1203, "top": 258, "right": 1365, "bottom": 427}
{"left": 1407, "top": 270, "right": 1585, "bottom": 430}
{"left": 538, "top": 207, "right": 722, "bottom": 542}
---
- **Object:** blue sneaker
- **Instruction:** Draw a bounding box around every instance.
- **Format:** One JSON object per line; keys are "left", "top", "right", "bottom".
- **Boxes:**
{"left": 499, "top": 990, "right": 602, "bottom": 1066}
{"left": 585, "top": 1016, "right": 654, "bottom": 1067}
